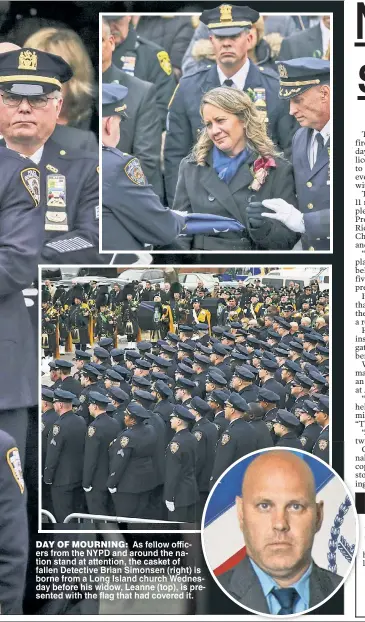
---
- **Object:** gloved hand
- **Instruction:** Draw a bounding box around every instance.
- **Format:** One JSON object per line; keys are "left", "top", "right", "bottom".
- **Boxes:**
{"left": 83, "top": 487, "right": 92, "bottom": 492}
{"left": 165, "top": 500, "right": 175, "bottom": 512}
{"left": 246, "top": 202, "right": 267, "bottom": 227}
{"left": 261, "top": 199, "right": 305, "bottom": 233}
{"left": 108, "top": 488, "right": 117, "bottom": 494}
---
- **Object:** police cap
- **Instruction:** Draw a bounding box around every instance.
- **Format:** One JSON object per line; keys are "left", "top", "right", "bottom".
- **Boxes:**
{"left": 153, "top": 356, "right": 172, "bottom": 368}
{"left": 212, "top": 342, "right": 229, "bottom": 357}
{"left": 260, "top": 358, "right": 279, "bottom": 372}
{"left": 167, "top": 332, "right": 179, "bottom": 343}
{"left": 289, "top": 341, "right": 304, "bottom": 353}
{"left": 282, "top": 360, "right": 302, "bottom": 374}
{"left": 267, "top": 329, "right": 281, "bottom": 340}
{"left": 176, "top": 376, "right": 196, "bottom": 390}
{"left": 93, "top": 347, "right": 110, "bottom": 360}
{"left": 160, "top": 342, "right": 176, "bottom": 355}
{"left": 233, "top": 366, "right": 255, "bottom": 381}
{"left": 135, "top": 358, "right": 152, "bottom": 370}
{"left": 194, "top": 353, "right": 211, "bottom": 366}
{"left": 111, "top": 348, "right": 125, "bottom": 360}
{"left": 307, "top": 369, "right": 326, "bottom": 385}
{"left": 293, "top": 373, "right": 313, "bottom": 388}
{"left": 258, "top": 388, "right": 280, "bottom": 403}
{"left": 102, "top": 82, "right": 128, "bottom": 117}
{"left": 301, "top": 351, "right": 318, "bottom": 364}
{"left": 54, "top": 358, "right": 73, "bottom": 370}
{"left": 42, "top": 387, "right": 54, "bottom": 402}
{"left": 89, "top": 391, "right": 110, "bottom": 407}
{"left": 151, "top": 371, "right": 171, "bottom": 384}
{"left": 178, "top": 342, "right": 195, "bottom": 353}
{"left": 133, "top": 390, "right": 155, "bottom": 405}
{"left": 112, "top": 365, "right": 129, "bottom": 378}
{"left": 74, "top": 350, "right": 91, "bottom": 361}
{"left": 277, "top": 58, "right": 330, "bottom": 99}
{"left": 98, "top": 337, "right": 114, "bottom": 348}
{"left": 53, "top": 388, "right": 76, "bottom": 403}
{"left": 124, "top": 350, "right": 141, "bottom": 362}
{"left": 200, "top": 4, "right": 259, "bottom": 36}
{"left": 81, "top": 363, "right": 100, "bottom": 379}
{"left": 196, "top": 323, "right": 209, "bottom": 331}
{"left": 137, "top": 341, "right": 153, "bottom": 352}
{"left": 222, "top": 331, "right": 236, "bottom": 341}
{"left": 132, "top": 375, "right": 151, "bottom": 388}
{"left": 126, "top": 402, "right": 150, "bottom": 419}
{"left": 109, "top": 387, "right": 129, "bottom": 403}
{"left": 207, "top": 370, "right": 227, "bottom": 386}
{"left": 154, "top": 380, "right": 173, "bottom": 399}
{"left": 302, "top": 400, "right": 317, "bottom": 417}
{"left": 313, "top": 395, "right": 329, "bottom": 415}
{"left": 177, "top": 363, "right": 194, "bottom": 376}
{"left": 0, "top": 48, "right": 72, "bottom": 95}
{"left": 208, "top": 388, "right": 230, "bottom": 406}
{"left": 304, "top": 332, "right": 321, "bottom": 344}
{"left": 171, "top": 404, "right": 195, "bottom": 422}
{"left": 273, "top": 409, "right": 301, "bottom": 430}
{"left": 190, "top": 396, "right": 212, "bottom": 417}
{"left": 179, "top": 325, "right": 194, "bottom": 334}
{"left": 225, "top": 393, "right": 249, "bottom": 413}
{"left": 105, "top": 369, "right": 123, "bottom": 382}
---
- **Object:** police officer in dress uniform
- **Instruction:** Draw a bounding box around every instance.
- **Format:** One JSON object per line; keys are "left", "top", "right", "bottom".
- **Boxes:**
{"left": 298, "top": 399, "right": 322, "bottom": 452}
{"left": 272, "top": 409, "right": 302, "bottom": 448}
{"left": 190, "top": 397, "right": 218, "bottom": 520}
{"left": 107, "top": 402, "right": 157, "bottom": 518}
{"left": 164, "top": 405, "right": 199, "bottom": 523}
{"left": 312, "top": 395, "right": 330, "bottom": 463}
{"left": 72, "top": 350, "right": 91, "bottom": 381}
{"left": 207, "top": 389, "right": 230, "bottom": 439}
{"left": 43, "top": 389, "right": 87, "bottom": 523}
{"left": 56, "top": 359, "right": 82, "bottom": 396}
{"left": 260, "top": 58, "right": 330, "bottom": 250}
{"left": 0, "top": 430, "right": 28, "bottom": 615}
{"left": 245, "top": 402, "right": 274, "bottom": 449}
{"left": 0, "top": 147, "right": 42, "bottom": 462}
{"left": 164, "top": 3, "right": 296, "bottom": 206}
{"left": 230, "top": 366, "right": 259, "bottom": 403}
{"left": 101, "top": 83, "right": 185, "bottom": 251}
{"left": 0, "top": 48, "right": 99, "bottom": 263}
{"left": 41, "top": 388, "right": 58, "bottom": 513}
{"left": 82, "top": 392, "right": 119, "bottom": 516}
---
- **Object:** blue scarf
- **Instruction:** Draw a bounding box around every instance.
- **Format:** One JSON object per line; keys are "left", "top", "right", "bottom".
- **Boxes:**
{"left": 213, "top": 145, "right": 251, "bottom": 184}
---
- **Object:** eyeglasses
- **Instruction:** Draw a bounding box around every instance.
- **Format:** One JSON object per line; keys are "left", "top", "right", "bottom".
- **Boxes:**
{"left": 1, "top": 92, "right": 56, "bottom": 109}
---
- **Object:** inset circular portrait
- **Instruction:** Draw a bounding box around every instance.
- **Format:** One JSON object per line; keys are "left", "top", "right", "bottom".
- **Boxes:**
{"left": 202, "top": 448, "right": 357, "bottom": 617}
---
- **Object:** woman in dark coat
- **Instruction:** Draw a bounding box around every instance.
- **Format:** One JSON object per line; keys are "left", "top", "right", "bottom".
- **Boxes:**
{"left": 173, "top": 86, "right": 298, "bottom": 251}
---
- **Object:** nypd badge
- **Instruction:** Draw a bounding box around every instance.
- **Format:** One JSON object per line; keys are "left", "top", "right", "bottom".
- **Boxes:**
{"left": 300, "top": 437, "right": 307, "bottom": 446}
{"left": 80, "top": 394, "right": 86, "bottom": 403}
{"left": 120, "top": 436, "right": 129, "bottom": 448}
{"left": 41, "top": 422, "right": 45, "bottom": 432}
{"left": 124, "top": 158, "right": 147, "bottom": 186}
{"left": 278, "top": 63, "right": 288, "bottom": 79}
{"left": 170, "top": 442, "right": 179, "bottom": 454}
{"left": 157, "top": 51, "right": 172, "bottom": 76}
{"left": 194, "top": 431, "right": 202, "bottom": 441}
{"left": 319, "top": 439, "right": 328, "bottom": 451}
{"left": 88, "top": 426, "right": 96, "bottom": 437}
{"left": 20, "top": 167, "right": 40, "bottom": 207}
{"left": 7, "top": 447, "right": 25, "bottom": 493}
{"left": 53, "top": 424, "right": 60, "bottom": 436}
{"left": 221, "top": 433, "right": 230, "bottom": 445}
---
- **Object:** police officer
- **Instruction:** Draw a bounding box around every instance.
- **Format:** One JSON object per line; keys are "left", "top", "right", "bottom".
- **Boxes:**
{"left": 102, "top": 83, "right": 185, "bottom": 251}
{"left": 164, "top": 3, "right": 296, "bottom": 205}
{"left": 230, "top": 366, "right": 258, "bottom": 403}
{"left": 298, "top": 400, "right": 322, "bottom": 452}
{"left": 210, "top": 342, "right": 233, "bottom": 382}
{"left": 174, "top": 376, "right": 196, "bottom": 409}
{"left": 290, "top": 373, "right": 314, "bottom": 417}
{"left": 259, "top": 358, "right": 286, "bottom": 407}
{"left": 260, "top": 59, "right": 330, "bottom": 250}
{"left": 164, "top": 405, "right": 199, "bottom": 523}
{"left": 152, "top": 380, "right": 174, "bottom": 439}
{"left": 108, "top": 387, "right": 130, "bottom": 430}
{"left": 210, "top": 393, "right": 259, "bottom": 489}
{"left": 72, "top": 350, "right": 91, "bottom": 381}
{"left": 312, "top": 395, "right": 330, "bottom": 463}
{"left": 190, "top": 397, "right": 218, "bottom": 519}
{"left": 43, "top": 389, "right": 87, "bottom": 523}
{"left": 257, "top": 387, "right": 280, "bottom": 442}
{"left": 107, "top": 402, "right": 157, "bottom": 518}
{"left": 41, "top": 387, "right": 58, "bottom": 512}
{"left": 207, "top": 389, "right": 230, "bottom": 439}
{"left": 192, "top": 352, "right": 211, "bottom": 398}
{"left": 0, "top": 48, "right": 99, "bottom": 263}
{"left": 0, "top": 430, "right": 28, "bottom": 614}
{"left": 82, "top": 392, "right": 119, "bottom": 516}
{"left": 272, "top": 409, "right": 302, "bottom": 448}
{"left": 0, "top": 148, "right": 42, "bottom": 462}
{"left": 244, "top": 402, "right": 274, "bottom": 449}
{"left": 281, "top": 359, "right": 302, "bottom": 409}
{"left": 79, "top": 364, "right": 107, "bottom": 424}
{"left": 56, "top": 359, "right": 82, "bottom": 396}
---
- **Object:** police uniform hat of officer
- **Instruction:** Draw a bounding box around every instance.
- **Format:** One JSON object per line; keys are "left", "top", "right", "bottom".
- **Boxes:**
{"left": 160, "top": 342, "right": 176, "bottom": 355}
{"left": 111, "top": 348, "right": 125, "bottom": 360}
{"left": 154, "top": 380, "right": 173, "bottom": 399}
{"left": 53, "top": 388, "right": 76, "bottom": 402}
{"left": 235, "top": 344, "right": 250, "bottom": 356}
{"left": 194, "top": 353, "right": 211, "bottom": 366}
{"left": 182, "top": 357, "right": 194, "bottom": 368}
{"left": 207, "top": 369, "right": 227, "bottom": 386}
{"left": 153, "top": 355, "right": 172, "bottom": 369}
{"left": 81, "top": 363, "right": 100, "bottom": 379}
{"left": 251, "top": 349, "right": 262, "bottom": 359}
{"left": 233, "top": 366, "right": 255, "bottom": 381}
{"left": 267, "top": 329, "right": 281, "bottom": 340}
{"left": 93, "top": 346, "right": 110, "bottom": 360}
{"left": 196, "top": 323, "right": 209, "bottom": 332}
{"left": 274, "top": 347, "right": 289, "bottom": 358}
{"left": 277, "top": 318, "right": 291, "bottom": 330}
{"left": 179, "top": 325, "right": 194, "bottom": 334}
{"left": 42, "top": 387, "right": 54, "bottom": 402}
{"left": 304, "top": 332, "right": 321, "bottom": 344}
{"left": 313, "top": 394, "right": 329, "bottom": 415}
{"left": 260, "top": 358, "right": 279, "bottom": 372}
{"left": 170, "top": 405, "right": 195, "bottom": 423}
{"left": 212, "top": 342, "right": 229, "bottom": 357}
{"left": 105, "top": 369, "right": 123, "bottom": 382}
{"left": 273, "top": 409, "right": 300, "bottom": 430}
{"left": 73, "top": 350, "right": 91, "bottom": 361}
{"left": 178, "top": 342, "right": 195, "bottom": 353}
{"left": 259, "top": 340, "right": 272, "bottom": 352}
{"left": 89, "top": 391, "right": 110, "bottom": 407}
{"left": 151, "top": 371, "right": 171, "bottom": 384}
{"left": 72, "top": 397, "right": 80, "bottom": 408}
{"left": 145, "top": 353, "right": 157, "bottom": 364}
{"left": 89, "top": 362, "right": 106, "bottom": 375}
{"left": 124, "top": 350, "right": 141, "bottom": 362}
{"left": 317, "top": 345, "right": 330, "bottom": 355}
{"left": 249, "top": 327, "right": 261, "bottom": 337}
{"left": 301, "top": 325, "right": 314, "bottom": 335}
{"left": 262, "top": 351, "right": 278, "bottom": 363}
{"left": 167, "top": 332, "right": 180, "bottom": 343}
{"left": 132, "top": 375, "right": 151, "bottom": 389}
{"left": 0, "top": 48, "right": 73, "bottom": 95}
{"left": 222, "top": 331, "right": 236, "bottom": 342}
{"left": 98, "top": 337, "right": 114, "bottom": 349}
{"left": 54, "top": 359, "right": 73, "bottom": 370}
{"left": 276, "top": 58, "right": 330, "bottom": 100}
{"left": 293, "top": 373, "right": 314, "bottom": 389}
{"left": 246, "top": 336, "right": 261, "bottom": 347}
{"left": 135, "top": 358, "right": 152, "bottom": 370}
{"left": 258, "top": 388, "right": 280, "bottom": 403}
{"left": 282, "top": 360, "right": 302, "bottom": 374}
{"left": 301, "top": 351, "right": 318, "bottom": 364}
{"left": 137, "top": 341, "right": 153, "bottom": 352}
{"left": 209, "top": 388, "right": 230, "bottom": 406}
{"left": 289, "top": 340, "right": 304, "bottom": 353}
{"left": 229, "top": 322, "right": 242, "bottom": 330}
{"left": 133, "top": 390, "right": 156, "bottom": 406}
{"left": 176, "top": 376, "right": 197, "bottom": 390}
{"left": 106, "top": 403, "right": 116, "bottom": 413}
{"left": 113, "top": 365, "right": 129, "bottom": 378}
{"left": 190, "top": 396, "right": 212, "bottom": 417}
{"left": 231, "top": 351, "right": 248, "bottom": 363}
{"left": 307, "top": 369, "right": 326, "bottom": 386}
{"left": 225, "top": 393, "right": 249, "bottom": 413}
{"left": 301, "top": 400, "right": 318, "bottom": 418}
{"left": 126, "top": 402, "right": 150, "bottom": 420}
{"left": 109, "top": 387, "right": 129, "bottom": 403}
{"left": 212, "top": 326, "right": 225, "bottom": 337}
{"left": 102, "top": 82, "right": 128, "bottom": 118}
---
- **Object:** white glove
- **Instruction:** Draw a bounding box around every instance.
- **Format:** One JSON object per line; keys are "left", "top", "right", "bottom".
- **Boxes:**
{"left": 83, "top": 487, "right": 92, "bottom": 492}
{"left": 165, "top": 500, "right": 175, "bottom": 512}
{"left": 261, "top": 199, "right": 305, "bottom": 233}
{"left": 108, "top": 487, "right": 117, "bottom": 494}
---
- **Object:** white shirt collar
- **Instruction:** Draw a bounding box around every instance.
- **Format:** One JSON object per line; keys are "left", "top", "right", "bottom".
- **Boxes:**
{"left": 217, "top": 58, "right": 250, "bottom": 91}
{"left": 5, "top": 142, "right": 44, "bottom": 164}
{"left": 320, "top": 19, "right": 330, "bottom": 55}
{"left": 312, "top": 120, "right": 330, "bottom": 145}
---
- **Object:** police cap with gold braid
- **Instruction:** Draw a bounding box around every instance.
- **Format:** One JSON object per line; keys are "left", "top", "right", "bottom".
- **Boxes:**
{"left": 276, "top": 58, "right": 330, "bottom": 99}
{"left": 102, "top": 82, "right": 128, "bottom": 117}
{"left": 0, "top": 48, "right": 72, "bottom": 95}
{"left": 200, "top": 4, "right": 259, "bottom": 36}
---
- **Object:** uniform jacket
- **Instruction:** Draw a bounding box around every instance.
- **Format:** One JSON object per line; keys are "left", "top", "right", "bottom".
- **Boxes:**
{"left": 218, "top": 555, "right": 342, "bottom": 614}
{"left": 61, "top": 376, "right": 82, "bottom": 397}
{"left": 107, "top": 422, "right": 157, "bottom": 492}
{"left": 82, "top": 413, "right": 119, "bottom": 489}
{"left": 164, "top": 61, "right": 297, "bottom": 205}
{"left": 249, "top": 418, "right": 274, "bottom": 449}
{"left": 276, "top": 431, "right": 303, "bottom": 449}
{"left": 164, "top": 428, "right": 199, "bottom": 507}
{"left": 146, "top": 412, "right": 166, "bottom": 486}
{"left": 103, "top": 63, "right": 163, "bottom": 199}
{"left": 213, "top": 411, "right": 229, "bottom": 439}
{"left": 210, "top": 417, "right": 259, "bottom": 488}
{"left": 192, "top": 417, "right": 218, "bottom": 492}
{"left": 312, "top": 425, "right": 329, "bottom": 463}
{"left": 102, "top": 146, "right": 184, "bottom": 251}
{"left": 299, "top": 421, "right": 322, "bottom": 452}
{"left": 136, "top": 15, "right": 195, "bottom": 70}
{"left": 279, "top": 24, "right": 323, "bottom": 60}
{"left": 173, "top": 151, "right": 298, "bottom": 251}
{"left": 238, "top": 383, "right": 259, "bottom": 404}
{"left": 112, "top": 27, "right": 176, "bottom": 130}
{"left": 51, "top": 124, "right": 98, "bottom": 154}
{"left": 43, "top": 410, "right": 86, "bottom": 486}
{"left": 262, "top": 377, "right": 287, "bottom": 408}
{"left": 41, "top": 408, "right": 58, "bottom": 469}
{"left": 0, "top": 149, "right": 42, "bottom": 409}
{"left": 292, "top": 127, "right": 330, "bottom": 250}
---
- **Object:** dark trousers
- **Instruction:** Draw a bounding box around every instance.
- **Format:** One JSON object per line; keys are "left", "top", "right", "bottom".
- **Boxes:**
{"left": 112, "top": 491, "right": 150, "bottom": 519}
{"left": 51, "top": 483, "right": 85, "bottom": 523}
{"left": 197, "top": 491, "right": 209, "bottom": 523}
{"left": 146, "top": 484, "right": 164, "bottom": 520}
{"left": 0, "top": 408, "right": 28, "bottom": 465}
{"left": 75, "top": 343, "right": 87, "bottom": 352}
{"left": 168, "top": 503, "right": 198, "bottom": 524}
{"left": 85, "top": 489, "right": 114, "bottom": 517}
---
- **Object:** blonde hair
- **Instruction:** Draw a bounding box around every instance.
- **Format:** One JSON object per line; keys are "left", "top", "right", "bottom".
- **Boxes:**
{"left": 24, "top": 28, "right": 94, "bottom": 125}
{"left": 192, "top": 86, "right": 280, "bottom": 165}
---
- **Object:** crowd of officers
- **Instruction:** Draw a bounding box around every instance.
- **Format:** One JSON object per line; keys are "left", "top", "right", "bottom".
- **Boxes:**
{"left": 41, "top": 278, "right": 330, "bottom": 525}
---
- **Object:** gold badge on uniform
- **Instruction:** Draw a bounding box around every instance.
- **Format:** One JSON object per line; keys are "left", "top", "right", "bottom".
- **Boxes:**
{"left": 220, "top": 4, "right": 232, "bottom": 22}
{"left": 170, "top": 442, "right": 179, "bottom": 453}
{"left": 7, "top": 448, "right": 25, "bottom": 493}
{"left": 18, "top": 49, "right": 37, "bottom": 70}
{"left": 278, "top": 64, "right": 288, "bottom": 79}
{"left": 157, "top": 51, "right": 172, "bottom": 76}
{"left": 53, "top": 424, "right": 60, "bottom": 436}
{"left": 20, "top": 167, "right": 40, "bottom": 207}
{"left": 194, "top": 431, "right": 202, "bottom": 441}
{"left": 124, "top": 158, "right": 147, "bottom": 186}
{"left": 120, "top": 436, "right": 129, "bottom": 448}
{"left": 88, "top": 426, "right": 96, "bottom": 437}
{"left": 221, "top": 433, "right": 230, "bottom": 445}
{"left": 318, "top": 439, "right": 328, "bottom": 450}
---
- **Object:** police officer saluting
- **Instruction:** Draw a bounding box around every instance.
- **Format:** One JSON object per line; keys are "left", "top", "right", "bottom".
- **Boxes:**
{"left": 82, "top": 392, "right": 119, "bottom": 516}
{"left": 102, "top": 83, "right": 185, "bottom": 251}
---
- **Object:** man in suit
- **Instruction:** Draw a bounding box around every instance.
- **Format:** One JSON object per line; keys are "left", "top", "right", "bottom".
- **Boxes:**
{"left": 260, "top": 58, "right": 330, "bottom": 250}
{"left": 102, "top": 18, "right": 163, "bottom": 199}
{"left": 164, "top": 3, "right": 296, "bottom": 206}
{"left": 279, "top": 16, "right": 330, "bottom": 61}
{"left": 217, "top": 450, "right": 342, "bottom": 614}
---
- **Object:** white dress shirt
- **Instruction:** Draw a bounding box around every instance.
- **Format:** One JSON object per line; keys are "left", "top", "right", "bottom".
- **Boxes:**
{"left": 308, "top": 120, "right": 330, "bottom": 169}
{"left": 217, "top": 59, "right": 250, "bottom": 91}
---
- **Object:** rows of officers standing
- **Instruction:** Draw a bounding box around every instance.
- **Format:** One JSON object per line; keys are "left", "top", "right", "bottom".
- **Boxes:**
{"left": 42, "top": 302, "right": 330, "bottom": 526}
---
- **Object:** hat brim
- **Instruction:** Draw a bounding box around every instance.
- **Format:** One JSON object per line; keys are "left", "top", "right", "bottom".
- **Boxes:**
{"left": 210, "top": 26, "right": 247, "bottom": 36}
{"left": 0, "top": 80, "right": 61, "bottom": 95}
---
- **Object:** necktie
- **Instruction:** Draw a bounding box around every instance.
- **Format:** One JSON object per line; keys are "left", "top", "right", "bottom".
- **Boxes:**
{"left": 271, "top": 587, "right": 299, "bottom": 615}
{"left": 316, "top": 132, "right": 324, "bottom": 154}
{"left": 223, "top": 79, "right": 234, "bottom": 87}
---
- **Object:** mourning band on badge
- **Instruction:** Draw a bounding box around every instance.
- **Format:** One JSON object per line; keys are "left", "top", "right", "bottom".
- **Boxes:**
{"left": 124, "top": 158, "right": 147, "bottom": 186}
{"left": 20, "top": 167, "right": 40, "bottom": 207}
{"left": 7, "top": 447, "right": 25, "bottom": 494}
